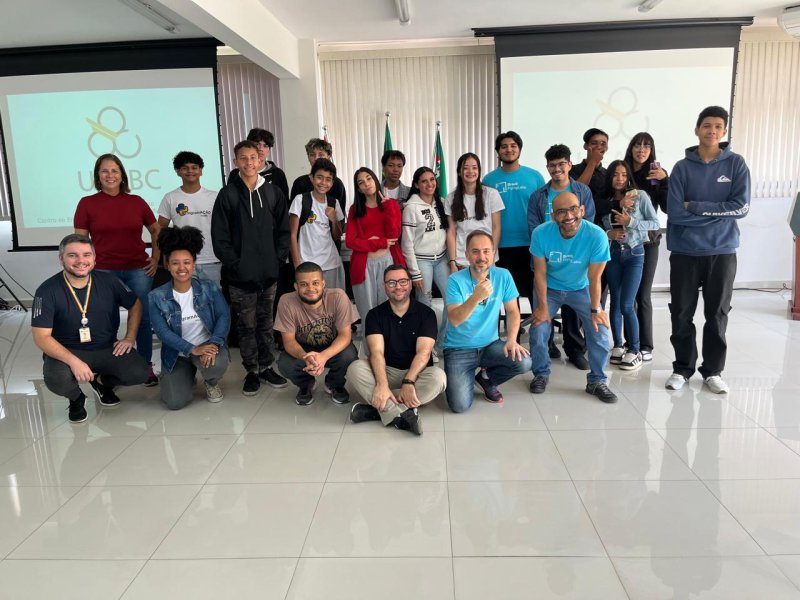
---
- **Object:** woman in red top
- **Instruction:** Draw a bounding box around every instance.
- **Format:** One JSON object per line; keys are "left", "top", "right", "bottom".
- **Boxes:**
{"left": 346, "top": 167, "right": 405, "bottom": 323}
{"left": 74, "top": 154, "right": 161, "bottom": 384}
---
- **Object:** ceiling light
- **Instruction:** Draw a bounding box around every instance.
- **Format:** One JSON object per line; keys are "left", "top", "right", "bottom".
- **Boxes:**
{"left": 395, "top": 0, "right": 411, "bottom": 26}
{"left": 638, "top": 0, "right": 665, "bottom": 13}
{"left": 118, "top": 0, "right": 179, "bottom": 33}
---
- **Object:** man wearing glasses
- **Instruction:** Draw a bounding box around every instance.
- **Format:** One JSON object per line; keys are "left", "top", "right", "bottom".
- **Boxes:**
{"left": 528, "top": 144, "right": 596, "bottom": 369}
{"left": 443, "top": 231, "right": 531, "bottom": 413}
{"left": 528, "top": 192, "right": 616, "bottom": 403}
{"left": 347, "top": 264, "right": 446, "bottom": 435}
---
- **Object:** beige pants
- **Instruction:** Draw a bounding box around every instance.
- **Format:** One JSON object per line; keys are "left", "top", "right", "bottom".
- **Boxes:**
{"left": 346, "top": 359, "right": 446, "bottom": 425}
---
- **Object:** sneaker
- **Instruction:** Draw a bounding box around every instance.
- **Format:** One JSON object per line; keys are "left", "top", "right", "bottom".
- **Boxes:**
{"left": 68, "top": 393, "right": 88, "bottom": 423}
{"left": 703, "top": 375, "right": 730, "bottom": 394}
{"left": 641, "top": 349, "right": 653, "bottom": 362}
{"left": 296, "top": 381, "right": 316, "bottom": 406}
{"left": 567, "top": 354, "right": 590, "bottom": 370}
{"left": 585, "top": 382, "right": 618, "bottom": 404}
{"left": 431, "top": 348, "right": 439, "bottom": 364}
{"left": 529, "top": 375, "right": 548, "bottom": 394}
{"left": 392, "top": 407, "right": 423, "bottom": 435}
{"left": 665, "top": 372, "right": 688, "bottom": 390}
{"left": 324, "top": 383, "right": 350, "bottom": 404}
{"left": 350, "top": 402, "right": 381, "bottom": 424}
{"left": 548, "top": 342, "right": 562, "bottom": 359}
{"left": 610, "top": 346, "right": 626, "bottom": 365}
{"left": 243, "top": 371, "right": 261, "bottom": 396}
{"left": 89, "top": 378, "right": 120, "bottom": 407}
{"left": 143, "top": 363, "right": 159, "bottom": 387}
{"left": 205, "top": 381, "right": 224, "bottom": 403}
{"left": 619, "top": 351, "right": 643, "bottom": 371}
{"left": 475, "top": 371, "right": 504, "bottom": 404}
{"left": 259, "top": 367, "right": 288, "bottom": 389}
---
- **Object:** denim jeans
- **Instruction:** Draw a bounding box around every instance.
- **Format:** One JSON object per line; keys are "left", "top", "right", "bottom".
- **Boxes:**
{"left": 100, "top": 268, "right": 154, "bottom": 363}
{"left": 194, "top": 262, "right": 222, "bottom": 287}
{"left": 228, "top": 283, "right": 277, "bottom": 373}
{"left": 416, "top": 255, "right": 450, "bottom": 346}
{"left": 606, "top": 243, "right": 645, "bottom": 353}
{"left": 160, "top": 350, "right": 230, "bottom": 410}
{"left": 444, "top": 339, "right": 532, "bottom": 413}
{"left": 529, "top": 286, "right": 610, "bottom": 385}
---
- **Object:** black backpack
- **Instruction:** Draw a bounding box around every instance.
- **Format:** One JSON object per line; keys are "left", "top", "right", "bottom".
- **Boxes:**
{"left": 297, "top": 192, "right": 342, "bottom": 250}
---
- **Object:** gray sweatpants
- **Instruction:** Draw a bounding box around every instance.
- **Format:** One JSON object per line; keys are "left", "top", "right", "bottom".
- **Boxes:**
{"left": 352, "top": 254, "right": 393, "bottom": 321}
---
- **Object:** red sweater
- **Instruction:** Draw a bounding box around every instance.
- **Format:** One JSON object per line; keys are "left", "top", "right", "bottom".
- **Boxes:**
{"left": 345, "top": 199, "right": 405, "bottom": 285}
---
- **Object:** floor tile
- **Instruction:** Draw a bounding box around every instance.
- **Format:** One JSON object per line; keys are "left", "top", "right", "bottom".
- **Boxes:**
{"left": 442, "top": 392, "right": 547, "bottom": 431}
{"left": 771, "top": 555, "right": 800, "bottom": 591}
{"left": 47, "top": 399, "right": 168, "bottom": 438}
{"left": 244, "top": 395, "right": 348, "bottom": 433}
{"left": 768, "top": 427, "right": 800, "bottom": 455}
{"left": 122, "top": 558, "right": 296, "bottom": 600}
{"left": 445, "top": 431, "right": 569, "bottom": 481}
{"left": 0, "top": 395, "right": 71, "bottom": 439}
{"left": 327, "top": 431, "right": 446, "bottom": 482}
{"left": 448, "top": 481, "right": 605, "bottom": 557}
{"left": 143, "top": 397, "right": 263, "bottom": 435}
{"left": 0, "top": 485, "right": 80, "bottom": 558}
{"left": 11, "top": 485, "right": 200, "bottom": 559}
{"left": 303, "top": 482, "right": 451, "bottom": 557}
{"left": 534, "top": 393, "right": 647, "bottom": 430}
{"left": 155, "top": 483, "right": 322, "bottom": 558}
{"left": 726, "top": 387, "right": 800, "bottom": 428}
{"left": 624, "top": 389, "right": 758, "bottom": 429}
{"left": 453, "top": 557, "right": 628, "bottom": 600}
{"left": 209, "top": 433, "right": 340, "bottom": 483}
{"left": 575, "top": 480, "right": 763, "bottom": 557}
{"left": 0, "top": 437, "right": 30, "bottom": 464}
{"left": 286, "top": 557, "right": 454, "bottom": 599}
{"left": 613, "top": 557, "right": 800, "bottom": 599}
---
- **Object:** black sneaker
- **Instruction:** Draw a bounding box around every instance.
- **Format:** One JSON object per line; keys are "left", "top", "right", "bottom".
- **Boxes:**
{"left": 585, "top": 382, "right": 618, "bottom": 404}
{"left": 350, "top": 402, "right": 381, "bottom": 423}
{"left": 475, "top": 371, "right": 504, "bottom": 403}
{"left": 89, "top": 378, "right": 120, "bottom": 407}
{"left": 143, "top": 363, "right": 159, "bottom": 387}
{"left": 529, "top": 375, "right": 548, "bottom": 394}
{"left": 243, "top": 371, "right": 261, "bottom": 396}
{"left": 324, "top": 383, "right": 350, "bottom": 404}
{"left": 259, "top": 367, "right": 288, "bottom": 389}
{"left": 548, "top": 342, "right": 562, "bottom": 359}
{"left": 68, "top": 393, "right": 88, "bottom": 423}
{"left": 568, "top": 354, "right": 590, "bottom": 370}
{"left": 392, "top": 407, "right": 422, "bottom": 435}
{"left": 296, "top": 382, "right": 315, "bottom": 406}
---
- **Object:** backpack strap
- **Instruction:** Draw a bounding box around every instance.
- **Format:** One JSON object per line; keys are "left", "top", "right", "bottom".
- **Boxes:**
{"left": 296, "top": 192, "right": 314, "bottom": 238}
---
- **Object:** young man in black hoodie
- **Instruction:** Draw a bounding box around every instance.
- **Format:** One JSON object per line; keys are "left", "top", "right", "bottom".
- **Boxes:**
{"left": 212, "top": 141, "right": 291, "bottom": 395}
{"left": 226, "top": 128, "right": 289, "bottom": 201}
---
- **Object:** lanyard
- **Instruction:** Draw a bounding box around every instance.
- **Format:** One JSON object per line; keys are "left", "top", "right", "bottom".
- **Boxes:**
{"left": 63, "top": 272, "right": 92, "bottom": 326}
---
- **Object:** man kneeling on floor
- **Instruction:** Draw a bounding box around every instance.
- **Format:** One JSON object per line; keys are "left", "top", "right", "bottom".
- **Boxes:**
{"left": 347, "top": 264, "right": 446, "bottom": 435}
{"left": 31, "top": 234, "right": 148, "bottom": 423}
{"left": 528, "top": 192, "right": 617, "bottom": 403}
{"left": 274, "top": 261, "right": 358, "bottom": 405}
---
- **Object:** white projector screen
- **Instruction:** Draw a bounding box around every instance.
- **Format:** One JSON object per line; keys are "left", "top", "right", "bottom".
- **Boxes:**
{"left": 0, "top": 67, "right": 223, "bottom": 248}
{"left": 500, "top": 48, "right": 735, "bottom": 174}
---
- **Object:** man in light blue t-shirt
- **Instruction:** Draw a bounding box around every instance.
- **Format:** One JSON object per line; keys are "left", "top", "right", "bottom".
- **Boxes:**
{"left": 529, "top": 192, "right": 616, "bottom": 403}
{"left": 444, "top": 230, "right": 532, "bottom": 413}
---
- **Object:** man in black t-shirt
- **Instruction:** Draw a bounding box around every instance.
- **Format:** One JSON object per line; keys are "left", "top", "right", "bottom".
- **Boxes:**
{"left": 289, "top": 138, "right": 347, "bottom": 215}
{"left": 570, "top": 128, "right": 609, "bottom": 204}
{"left": 31, "top": 234, "right": 149, "bottom": 423}
{"left": 346, "top": 264, "right": 447, "bottom": 435}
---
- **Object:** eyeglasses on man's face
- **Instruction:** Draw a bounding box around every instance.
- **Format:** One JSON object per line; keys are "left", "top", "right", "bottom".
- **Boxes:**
{"left": 553, "top": 205, "right": 581, "bottom": 218}
{"left": 384, "top": 278, "right": 411, "bottom": 288}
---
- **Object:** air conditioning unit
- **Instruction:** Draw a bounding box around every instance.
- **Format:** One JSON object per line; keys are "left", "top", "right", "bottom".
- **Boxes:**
{"left": 779, "top": 5, "right": 800, "bottom": 37}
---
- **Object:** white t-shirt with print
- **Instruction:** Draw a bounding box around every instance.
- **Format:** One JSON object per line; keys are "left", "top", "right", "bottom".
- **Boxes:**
{"left": 172, "top": 287, "right": 210, "bottom": 351}
{"left": 444, "top": 185, "right": 504, "bottom": 267}
{"left": 289, "top": 194, "right": 345, "bottom": 271}
{"left": 158, "top": 186, "right": 219, "bottom": 264}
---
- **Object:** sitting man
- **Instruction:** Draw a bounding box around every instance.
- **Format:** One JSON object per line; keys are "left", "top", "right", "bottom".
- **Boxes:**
{"left": 31, "top": 234, "right": 149, "bottom": 423}
{"left": 444, "top": 230, "right": 531, "bottom": 413}
{"left": 347, "top": 264, "right": 447, "bottom": 435}
{"left": 274, "top": 261, "right": 358, "bottom": 405}
{"left": 528, "top": 192, "right": 616, "bottom": 403}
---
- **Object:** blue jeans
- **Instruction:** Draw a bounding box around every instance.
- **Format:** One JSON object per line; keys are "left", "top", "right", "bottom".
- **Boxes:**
{"left": 416, "top": 255, "right": 450, "bottom": 346}
{"left": 194, "top": 262, "right": 222, "bottom": 287}
{"left": 606, "top": 244, "right": 645, "bottom": 353}
{"left": 444, "top": 339, "right": 532, "bottom": 413}
{"left": 529, "top": 286, "right": 610, "bottom": 385}
{"left": 100, "top": 268, "right": 154, "bottom": 363}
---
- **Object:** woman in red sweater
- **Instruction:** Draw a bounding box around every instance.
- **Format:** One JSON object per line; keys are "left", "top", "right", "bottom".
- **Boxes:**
{"left": 346, "top": 167, "right": 405, "bottom": 323}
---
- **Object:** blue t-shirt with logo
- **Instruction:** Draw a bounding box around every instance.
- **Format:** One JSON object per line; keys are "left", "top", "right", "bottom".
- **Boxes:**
{"left": 444, "top": 266, "right": 518, "bottom": 349}
{"left": 530, "top": 220, "right": 610, "bottom": 291}
{"left": 484, "top": 166, "right": 546, "bottom": 247}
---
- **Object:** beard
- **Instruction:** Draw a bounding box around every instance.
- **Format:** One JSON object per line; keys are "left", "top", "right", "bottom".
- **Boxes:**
{"left": 299, "top": 292, "right": 323, "bottom": 305}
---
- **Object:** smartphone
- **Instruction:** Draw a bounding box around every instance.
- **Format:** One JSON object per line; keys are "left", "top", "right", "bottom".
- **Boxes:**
{"left": 649, "top": 161, "right": 661, "bottom": 186}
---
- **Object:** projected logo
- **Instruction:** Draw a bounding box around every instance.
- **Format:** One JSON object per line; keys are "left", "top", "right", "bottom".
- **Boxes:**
{"left": 594, "top": 88, "right": 649, "bottom": 140}
{"left": 86, "top": 107, "right": 142, "bottom": 158}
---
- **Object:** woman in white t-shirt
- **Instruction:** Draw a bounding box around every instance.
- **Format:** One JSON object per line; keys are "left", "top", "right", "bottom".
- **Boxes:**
{"left": 445, "top": 153, "right": 504, "bottom": 272}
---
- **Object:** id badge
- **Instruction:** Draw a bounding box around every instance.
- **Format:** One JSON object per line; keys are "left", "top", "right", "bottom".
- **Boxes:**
{"left": 79, "top": 327, "right": 92, "bottom": 343}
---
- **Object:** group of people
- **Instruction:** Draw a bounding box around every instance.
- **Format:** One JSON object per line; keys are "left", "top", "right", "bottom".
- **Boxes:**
{"left": 31, "top": 105, "right": 750, "bottom": 434}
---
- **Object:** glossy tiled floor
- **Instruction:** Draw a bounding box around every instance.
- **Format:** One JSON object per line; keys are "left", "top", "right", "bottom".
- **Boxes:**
{"left": 2, "top": 290, "right": 800, "bottom": 599}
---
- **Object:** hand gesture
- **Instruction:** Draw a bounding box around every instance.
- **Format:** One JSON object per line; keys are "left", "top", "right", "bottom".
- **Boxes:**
{"left": 472, "top": 278, "right": 493, "bottom": 303}
{"left": 324, "top": 206, "right": 338, "bottom": 222}
{"left": 611, "top": 209, "right": 631, "bottom": 226}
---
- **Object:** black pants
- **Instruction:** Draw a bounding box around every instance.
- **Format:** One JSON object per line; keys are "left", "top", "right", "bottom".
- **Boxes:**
{"left": 496, "top": 246, "right": 533, "bottom": 317}
{"left": 669, "top": 253, "right": 736, "bottom": 379}
{"left": 43, "top": 347, "right": 149, "bottom": 402}
{"left": 229, "top": 283, "right": 277, "bottom": 372}
{"left": 636, "top": 241, "right": 660, "bottom": 352}
{"left": 277, "top": 343, "right": 359, "bottom": 390}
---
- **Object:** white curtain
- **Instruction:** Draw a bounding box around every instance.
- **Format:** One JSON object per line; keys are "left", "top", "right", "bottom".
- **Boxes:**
{"left": 319, "top": 46, "right": 496, "bottom": 202}
{"left": 734, "top": 39, "right": 800, "bottom": 199}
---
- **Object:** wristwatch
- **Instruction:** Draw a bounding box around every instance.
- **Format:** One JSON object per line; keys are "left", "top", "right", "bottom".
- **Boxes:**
{"left": 401, "top": 379, "right": 416, "bottom": 386}
{"left": 590, "top": 307, "right": 603, "bottom": 314}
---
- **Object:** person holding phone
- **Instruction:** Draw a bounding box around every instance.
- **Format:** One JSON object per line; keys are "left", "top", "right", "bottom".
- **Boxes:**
{"left": 624, "top": 133, "right": 669, "bottom": 362}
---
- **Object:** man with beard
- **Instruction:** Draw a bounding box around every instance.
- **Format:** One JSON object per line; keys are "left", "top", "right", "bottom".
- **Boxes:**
{"left": 346, "top": 264, "right": 446, "bottom": 435}
{"left": 274, "top": 261, "right": 359, "bottom": 405}
{"left": 31, "top": 234, "right": 149, "bottom": 423}
{"left": 528, "top": 192, "right": 616, "bottom": 403}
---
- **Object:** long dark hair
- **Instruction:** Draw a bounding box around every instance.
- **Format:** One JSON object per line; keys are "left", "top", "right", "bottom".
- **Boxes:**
{"left": 352, "top": 167, "right": 384, "bottom": 219}
{"left": 408, "top": 166, "right": 448, "bottom": 230}
{"left": 603, "top": 159, "right": 637, "bottom": 199}
{"left": 451, "top": 153, "right": 484, "bottom": 222}
{"left": 624, "top": 132, "right": 658, "bottom": 170}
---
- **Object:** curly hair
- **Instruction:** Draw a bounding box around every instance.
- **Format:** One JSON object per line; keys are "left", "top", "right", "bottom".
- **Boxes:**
{"left": 158, "top": 225, "right": 205, "bottom": 262}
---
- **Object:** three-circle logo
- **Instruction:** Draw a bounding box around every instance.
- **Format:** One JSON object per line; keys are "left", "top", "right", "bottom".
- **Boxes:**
{"left": 86, "top": 106, "right": 142, "bottom": 158}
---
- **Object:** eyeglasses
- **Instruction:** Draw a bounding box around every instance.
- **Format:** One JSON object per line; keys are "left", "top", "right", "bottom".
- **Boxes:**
{"left": 633, "top": 143, "right": 652, "bottom": 150}
{"left": 384, "top": 278, "right": 410, "bottom": 288}
{"left": 546, "top": 161, "right": 570, "bottom": 171}
{"left": 553, "top": 205, "right": 581, "bottom": 218}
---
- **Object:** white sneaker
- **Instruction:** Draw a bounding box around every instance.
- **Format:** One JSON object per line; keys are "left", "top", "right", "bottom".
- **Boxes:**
{"left": 619, "top": 351, "right": 642, "bottom": 371}
{"left": 703, "top": 376, "right": 729, "bottom": 394}
{"left": 665, "top": 372, "right": 688, "bottom": 390}
{"left": 610, "top": 346, "right": 626, "bottom": 365}
{"left": 205, "top": 382, "right": 224, "bottom": 403}
{"left": 641, "top": 350, "right": 653, "bottom": 362}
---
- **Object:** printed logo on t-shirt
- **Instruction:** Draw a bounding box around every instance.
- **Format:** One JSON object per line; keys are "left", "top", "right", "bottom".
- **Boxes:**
{"left": 176, "top": 203, "right": 189, "bottom": 216}
{"left": 716, "top": 175, "right": 732, "bottom": 183}
{"left": 175, "top": 203, "right": 211, "bottom": 217}
{"left": 421, "top": 208, "right": 436, "bottom": 232}
{"left": 547, "top": 251, "right": 581, "bottom": 265}
{"left": 306, "top": 211, "right": 318, "bottom": 224}
{"left": 297, "top": 315, "right": 336, "bottom": 347}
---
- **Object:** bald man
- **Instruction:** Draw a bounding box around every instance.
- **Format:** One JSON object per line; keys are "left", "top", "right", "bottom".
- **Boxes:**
{"left": 528, "top": 192, "right": 616, "bottom": 403}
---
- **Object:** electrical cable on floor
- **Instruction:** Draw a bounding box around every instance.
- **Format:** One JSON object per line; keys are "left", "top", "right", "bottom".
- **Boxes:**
{"left": 0, "top": 263, "right": 33, "bottom": 297}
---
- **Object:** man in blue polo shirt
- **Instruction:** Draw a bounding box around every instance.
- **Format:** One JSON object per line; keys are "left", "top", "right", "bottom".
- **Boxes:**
{"left": 444, "top": 230, "right": 532, "bottom": 413}
{"left": 529, "top": 192, "right": 616, "bottom": 403}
